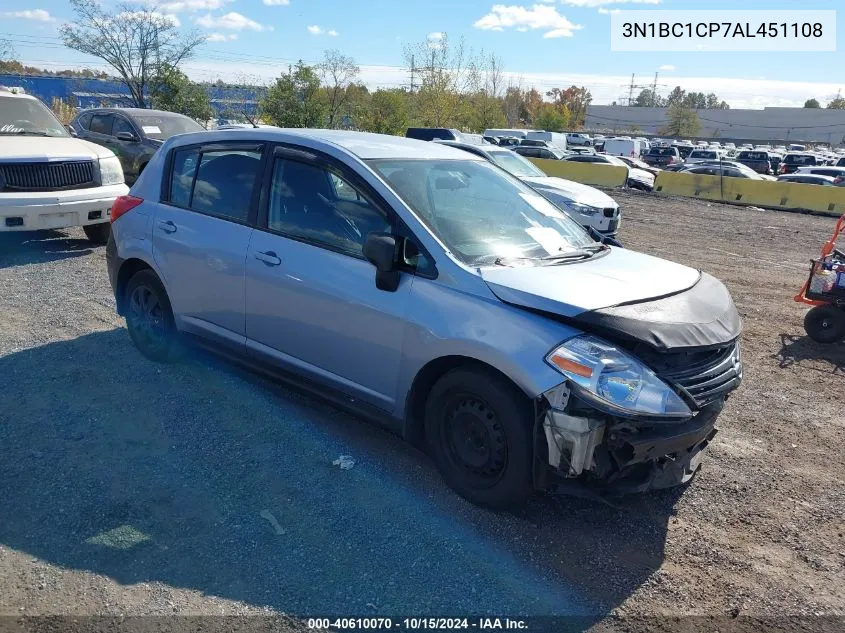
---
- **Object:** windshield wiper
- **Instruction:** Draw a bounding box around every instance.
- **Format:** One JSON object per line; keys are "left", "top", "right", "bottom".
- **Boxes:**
{"left": 540, "top": 243, "right": 608, "bottom": 264}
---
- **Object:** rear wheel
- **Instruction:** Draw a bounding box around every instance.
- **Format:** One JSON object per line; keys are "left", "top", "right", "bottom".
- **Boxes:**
{"left": 83, "top": 222, "right": 111, "bottom": 245}
{"left": 424, "top": 367, "right": 534, "bottom": 510}
{"left": 124, "top": 270, "right": 179, "bottom": 362}
{"left": 804, "top": 304, "right": 845, "bottom": 344}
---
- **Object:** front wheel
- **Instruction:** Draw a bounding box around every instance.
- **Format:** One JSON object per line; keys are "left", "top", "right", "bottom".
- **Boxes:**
{"left": 804, "top": 304, "right": 845, "bottom": 344}
{"left": 424, "top": 367, "right": 534, "bottom": 510}
{"left": 124, "top": 270, "right": 180, "bottom": 362}
{"left": 83, "top": 222, "right": 111, "bottom": 245}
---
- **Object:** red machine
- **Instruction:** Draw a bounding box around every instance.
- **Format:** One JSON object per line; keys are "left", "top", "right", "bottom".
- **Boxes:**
{"left": 794, "top": 213, "right": 845, "bottom": 343}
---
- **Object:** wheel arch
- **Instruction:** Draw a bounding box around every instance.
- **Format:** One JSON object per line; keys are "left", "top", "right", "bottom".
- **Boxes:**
{"left": 115, "top": 257, "right": 156, "bottom": 314}
{"left": 403, "top": 355, "right": 533, "bottom": 446}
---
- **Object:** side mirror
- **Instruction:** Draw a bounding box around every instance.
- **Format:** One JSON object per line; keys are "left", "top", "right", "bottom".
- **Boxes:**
{"left": 66, "top": 125, "right": 77, "bottom": 137}
{"left": 363, "top": 232, "right": 400, "bottom": 292}
{"left": 116, "top": 131, "right": 139, "bottom": 142}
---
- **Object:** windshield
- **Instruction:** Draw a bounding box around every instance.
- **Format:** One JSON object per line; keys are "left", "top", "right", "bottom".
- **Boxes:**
{"left": 650, "top": 147, "right": 676, "bottom": 156}
{"left": 369, "top": 159, "right": 595, "bottom": 266}
{"left": 603, "top": 155, "right": 628, "bottom": 167}
{"left": 739, "top": 151, "right": 768, "bottom": 161}
{"left": 135, "top": 114, "right": 203, "bottom": 140}
{"left": 488, "top": 150, "right": 545, "bottom": 177}
{"left": 0, "top": 96, "right": 69, "bottom": 137}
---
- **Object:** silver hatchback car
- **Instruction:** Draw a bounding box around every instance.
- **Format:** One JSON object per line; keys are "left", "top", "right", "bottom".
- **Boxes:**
{"left": 106, "top": 129, "right": 742, "bottom": 508}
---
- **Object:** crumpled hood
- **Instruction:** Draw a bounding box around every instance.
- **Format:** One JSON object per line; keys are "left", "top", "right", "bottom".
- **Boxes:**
{"left": 481, "top": 247, "right": 701, "bottom": 317}
{"left": 521, "top": 176, "right": 618, "bottom": 208}
{"left": 0, "top": 136, "right": 115, "bottom": 161}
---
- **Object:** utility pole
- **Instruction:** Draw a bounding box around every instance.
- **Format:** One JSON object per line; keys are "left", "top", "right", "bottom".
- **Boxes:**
{"left": 627, "top": 73, "right": 635, "bottom": 106}
{"left": 651, "top": 72, "right": 659, "bottom": 107}
{"left": 409, "top": 54, "right": 415, "bottom": 93}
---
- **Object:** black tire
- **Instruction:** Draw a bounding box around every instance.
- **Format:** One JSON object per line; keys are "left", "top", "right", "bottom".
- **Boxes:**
{"left": 424, "top": 367, "right": 534, "bottom": 510}
{"left": 124, "top": 269, "right": 180, "bottom": 362}
{"left": 83, "top": 222, "right": 111, "bottom": 245}
{"left": 804, "top": 304, "right": 845, "bottom": 344}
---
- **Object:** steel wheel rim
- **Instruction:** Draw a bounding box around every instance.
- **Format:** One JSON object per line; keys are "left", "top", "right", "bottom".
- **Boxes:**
{"left": 441, "top": 395, "right": 508, "bottom": 487}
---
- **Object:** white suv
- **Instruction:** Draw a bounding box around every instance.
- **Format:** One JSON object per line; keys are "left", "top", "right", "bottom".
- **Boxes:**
{"left": 0, "top": 87, "right": 129, "bottom": 243}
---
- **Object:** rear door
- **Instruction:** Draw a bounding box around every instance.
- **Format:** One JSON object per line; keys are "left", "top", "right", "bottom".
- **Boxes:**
{"left": 152, "top": 141, "right": 266, "bottom": 352}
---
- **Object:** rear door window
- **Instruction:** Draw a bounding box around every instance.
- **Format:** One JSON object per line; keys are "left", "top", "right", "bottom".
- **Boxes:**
{"left": 167, "top": 146, "right": 263, "bottom": 223}
{"left": 89, "top": 114, "right": 113, "bottom": 135}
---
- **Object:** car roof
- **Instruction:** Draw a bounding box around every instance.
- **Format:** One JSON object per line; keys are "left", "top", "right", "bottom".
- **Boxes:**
{"left": 0, "top": 89, "right": 38, "bottom": 100}
{"left": 80, "top": 107, "right": 193, "bottom": 118}
{"left": 780, "top": 174, "right": 836, "bottom": 181}
{"left": 434, "top": 140, "right": 508, "bottom": 155}
{"left": 796, "top": 165, "right": 845, "bottom": 172}
{"left": 167, "top": 128, "right": 484, "bottom": 161}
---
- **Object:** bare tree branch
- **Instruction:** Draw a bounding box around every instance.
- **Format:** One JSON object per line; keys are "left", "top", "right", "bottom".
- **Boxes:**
{"left": 60, "top": 0, "right": 206, "bottom": 108}
{"left": 318, "top": 50, "right": 360, "bottom": 128}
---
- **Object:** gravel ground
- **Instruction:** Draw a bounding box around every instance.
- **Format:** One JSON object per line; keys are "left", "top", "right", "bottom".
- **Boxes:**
{"left": 0, "top": 194, "right": 843, "bottom": 631}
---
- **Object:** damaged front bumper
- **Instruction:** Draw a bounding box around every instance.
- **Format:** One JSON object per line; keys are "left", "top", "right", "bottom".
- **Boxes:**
{"left": 537, "top": 383, "right": 722, "bottom": 495}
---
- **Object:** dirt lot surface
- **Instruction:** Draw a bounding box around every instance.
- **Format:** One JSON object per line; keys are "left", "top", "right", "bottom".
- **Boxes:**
{"left": 1, "top": 192, "right": 843, "bottom": 632}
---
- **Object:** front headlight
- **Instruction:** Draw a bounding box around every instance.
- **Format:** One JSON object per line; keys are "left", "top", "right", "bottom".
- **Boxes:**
{"left": 98, "top": 155, "right": 125, "bottom": 185}
{"left": 546, "top": 335, "right": 691, "bottom": 418}
{"left": 558, "top": 200, "right": 601, "bottom": 216}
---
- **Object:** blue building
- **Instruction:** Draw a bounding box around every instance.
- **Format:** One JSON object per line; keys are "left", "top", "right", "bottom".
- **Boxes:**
{"left": 0, "top": 74, "right": 260, "bottom": 117}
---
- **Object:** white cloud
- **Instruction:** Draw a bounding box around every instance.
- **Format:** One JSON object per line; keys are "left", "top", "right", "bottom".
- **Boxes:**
{"left": 659, "top": 64, "right": 676, "bottom": 71}
{"left": 207, "top": 32, "right": 238, "bottom": 42}
{"left": 597, "top": 8, "right": 620, "bottom": 15}
{"left": 196, "top": 11, "right": 271, "bottom": 31}
{"left": 474, "top": 5, "right": 583, "bottom": 39}
{"left": 308, "top": 25, "right": 338, "bottom": 36}
{"left": 262, "top": 0, "right": 290, "bottom": 4}
{"left": 3, "top": 9, "right": 55, "bottom": 22}
{"left": 154, "top": 0, "right": 231, "bottom": 12}
{"left": 427, "top": 32, "right": 445, "bottom": 41}
{"left": 560, "top": 0, "right": 660, "bottom": 6}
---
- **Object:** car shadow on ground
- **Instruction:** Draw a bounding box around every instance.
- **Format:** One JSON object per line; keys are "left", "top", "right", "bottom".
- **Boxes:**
{"left": 0, "top": 231, "right": 94, "bottom": 269}
{"left": 0, "top": 329, "right": 679, "bottom": 622}
{"left": 776, "top": 333, "right": 845, "bottom": 373}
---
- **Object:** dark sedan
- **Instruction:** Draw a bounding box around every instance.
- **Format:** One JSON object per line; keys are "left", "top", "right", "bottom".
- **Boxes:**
{"left": 69, "top": 108, "right": 204, "bottom": 183}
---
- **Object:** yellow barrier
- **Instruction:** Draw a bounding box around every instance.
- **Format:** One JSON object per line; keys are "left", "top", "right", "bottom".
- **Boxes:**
{"left": 529, "top": 158, "right": 628, "bottom": 188}
{"left": 654, "top": 171, "right": 845, "bottom": 216}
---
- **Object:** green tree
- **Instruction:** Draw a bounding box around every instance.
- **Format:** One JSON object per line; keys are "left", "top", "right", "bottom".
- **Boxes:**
{"left": 260, "top": 61, "right": 327, "bottom": 128}
{"left": 150, "top": 63, "right": 213, "bottom": 125}
{"left": 804, "top": 98, "right": 821, "bottom": 108}
{"left": 634, "top": 88, "right": 664, "bottom": 107}
{"left": 826, "top": 96, "right": 845, "bottom": 109}
{"left": 665, "top": 86, "right": 687, "bottom": 107}
{"left": 661, "top": 103, "right": 701, "bottom": 136}
{"left": 534, "top": 104, "right": 568, "bottom": 132}
{"left": 60, "top": 0, "right": 205, "bottom": 108}
{"left": 359, "top": 89, "right": 409, "bottom": 135}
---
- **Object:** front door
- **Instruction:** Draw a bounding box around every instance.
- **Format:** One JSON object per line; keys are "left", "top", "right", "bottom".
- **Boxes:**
{"left": 244, "top": 149, "right": 413, "bottom": 412}
{"left": 152, "top": 142, "right": 265, "bottom": 351}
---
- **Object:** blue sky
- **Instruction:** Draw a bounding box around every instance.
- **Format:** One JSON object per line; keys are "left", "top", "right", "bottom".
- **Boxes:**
{"left": 2, "top": 0, "right": 843, "bottom": 108}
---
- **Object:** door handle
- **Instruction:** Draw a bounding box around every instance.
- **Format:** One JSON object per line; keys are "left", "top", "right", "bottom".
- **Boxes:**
{"left": 157, "top": 220, "right": 177, "bottom": 234}
{"left": 254, "top": 250, "right": 281, "bottom": 266}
